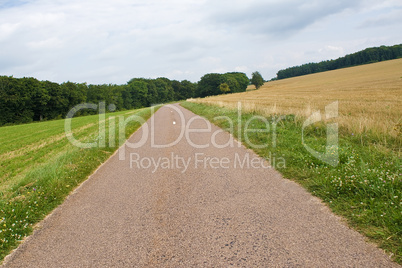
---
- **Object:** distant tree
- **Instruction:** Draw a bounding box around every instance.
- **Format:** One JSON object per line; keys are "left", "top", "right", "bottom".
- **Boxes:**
{"left": 231, "top": 72, "right": 250, "bottom": 92}
{"left": 197, "top": 73, "right": 223, "bottom": 97}
{"left": 154, "top": 77, "right": 175, "bottom": 103}
{"left": 43, "top": 80, "right": 66, "bottom": 119}
{"left": 219, "top": 83, "right": 230, "bottom": 93}
{"left": 31, "top": 81, "right": 50, "bottom": 121}
{"left": 145, "top": 80, "right": 159, "bottom": 105}
{"left": 20, "top": 77, "right": 46, "bottom": 121}
{"left": 171, "top": 80, "right": 182, "bottom": 100}
{"left": 109, "top": 84, "right": 124, "bottom": 111}
{"left": 276, "top": 44, "right": 402, "bottom": 80}
{"left": 127, "top": 79, "right": 149, "bottom": 108}
{"left": 60, "top": 82, "right": 87, "bottom": 115}
{"left": 251, "top": 71, "right": 264, "bottom": 89}
{"left": 179, "top": 80, "right": 196, "bottom": 99}
{"left": 0, "top": 76, "right": 26, "bottom": 125}
{"left": 222, "top": 72, "right": 249, "bottom": 93}
{"left": 222, "top": 76, "right": 238, "bottom": 92}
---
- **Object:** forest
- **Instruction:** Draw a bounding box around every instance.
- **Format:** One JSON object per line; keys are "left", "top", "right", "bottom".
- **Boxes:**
{"left": 0, "top": 72, "right": 249, "bottom": 126}
{"left": 276, "top": 44, "right": 402, "bottom": 80}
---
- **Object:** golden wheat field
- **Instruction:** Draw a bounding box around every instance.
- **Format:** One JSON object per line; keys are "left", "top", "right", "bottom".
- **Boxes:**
{"left": 190, "top": 59, "right": 402, "bottom": 139}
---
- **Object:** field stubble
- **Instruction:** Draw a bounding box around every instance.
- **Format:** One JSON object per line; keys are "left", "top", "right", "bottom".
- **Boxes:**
{"left": 190, "top": 59, "right": 402, "bottom": 148}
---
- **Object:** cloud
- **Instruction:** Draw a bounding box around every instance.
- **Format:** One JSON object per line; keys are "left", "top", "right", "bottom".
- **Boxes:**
{"left": 359, "top": 8, "right": 402, "bottom": 28}
{"left": 318, "top": 45, "right": 344, "bottom": 56}
{"left": 0, "top": 22, "right": 21, "bottom": 41}
{"left": 0, "top": 0, "right": 401, "bottom": 83}
{"left": 205, "top": 0, "right": 364, "bottom": 37}
{"left": 0, "top": 0, "right": 29, "bottom": 9}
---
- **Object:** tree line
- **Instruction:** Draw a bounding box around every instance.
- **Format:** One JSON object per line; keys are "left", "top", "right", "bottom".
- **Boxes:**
{"left": 0, "top": 72, "right": 251, "bottom": 126}
{"left": 276, "top": 44, "right": 402, "bottom": 80}
{"left": 197, "top": 72, "right": 249, "bottom": 97}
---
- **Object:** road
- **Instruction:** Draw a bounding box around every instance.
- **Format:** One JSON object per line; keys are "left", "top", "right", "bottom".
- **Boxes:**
{"left": 2, "top": 104, "right": 397, "bottom": 267}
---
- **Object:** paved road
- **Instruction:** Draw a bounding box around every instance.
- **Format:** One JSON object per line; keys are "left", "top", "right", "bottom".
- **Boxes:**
{"left": 2, "top": 104, "right": 397, "bottom": 267}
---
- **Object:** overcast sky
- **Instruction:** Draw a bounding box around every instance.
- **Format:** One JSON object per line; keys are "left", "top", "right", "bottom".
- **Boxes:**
{"left": 0, "top": 0, "right": 401, "bottom": 84}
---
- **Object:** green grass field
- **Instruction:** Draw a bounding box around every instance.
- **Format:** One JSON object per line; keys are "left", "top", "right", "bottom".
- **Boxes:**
{"left": 181, "top": 101, "right": 401, "bottom": 263}
{"left": 0, "top": 106, "right": 158, "bottom": 261}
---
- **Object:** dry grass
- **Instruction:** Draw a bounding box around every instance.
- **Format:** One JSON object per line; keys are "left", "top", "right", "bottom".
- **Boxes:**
{"left": 190, "top": 59, "right": 402, "bottom": 139}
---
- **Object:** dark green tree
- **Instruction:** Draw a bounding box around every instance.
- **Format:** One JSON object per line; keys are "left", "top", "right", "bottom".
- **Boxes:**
{"left": 43, "top": 81, "right": 66, "bottom": 119}
{"left": 171, "top": 80, "right": 183, "bottom": 100}
{"left": 179, "top": 80, "right": 196, "bottom": 99}
{"left": 197, "top": 73, "right": 223, "bottom": 97}
{"left": 145, "top": 80, "right": 159, "bottom": 105}
{"left": 127, "top": 79, "right": 149, "bottom": 108}
{"left": 154, "top": 78, "right": 174, "bottom": 103}
{"left": 251, "top": 71, "right": 264, "bottom": 89}
{"left": 223, "top": 72, "right": 249, "bottom": 92}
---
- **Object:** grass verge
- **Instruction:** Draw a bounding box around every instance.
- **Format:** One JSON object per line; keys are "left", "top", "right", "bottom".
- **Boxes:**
{"left": 0, "top": 106, "right": 159, "bottom": 261}
{"left": 181, "top": 101, "right": 401, "bottom": 263}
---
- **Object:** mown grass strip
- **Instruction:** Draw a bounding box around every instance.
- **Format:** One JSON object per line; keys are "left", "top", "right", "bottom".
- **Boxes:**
{"left": 181, "top": 101, "right": 401, "bottom": 263}
{"left": 0, "top": 106, "right": 160, "bottom": 261}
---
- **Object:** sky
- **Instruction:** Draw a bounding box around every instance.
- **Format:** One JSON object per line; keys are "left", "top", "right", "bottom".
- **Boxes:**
{"left": 0, "top": 0, "right": 401, "bottom": 84}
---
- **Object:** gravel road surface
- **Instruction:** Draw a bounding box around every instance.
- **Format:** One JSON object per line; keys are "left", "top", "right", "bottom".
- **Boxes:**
{"left": 2, "top": 104, "right": 397, "bottom": 267}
